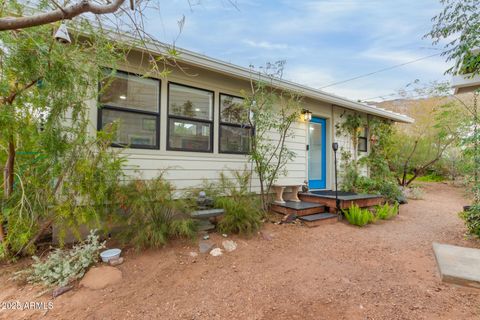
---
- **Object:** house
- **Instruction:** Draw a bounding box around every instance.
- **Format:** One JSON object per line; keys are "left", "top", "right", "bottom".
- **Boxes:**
{"left": 452, "top": 47, "right": 480, "bottom": 94}
{"left": 90, "top": 38, "right": 413, "bottom": 195}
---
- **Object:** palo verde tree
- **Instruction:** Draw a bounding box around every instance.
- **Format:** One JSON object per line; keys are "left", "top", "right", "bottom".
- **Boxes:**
{"left": 0, "top": 6, "right": 128, "bottom": 258}
{"left": 241, "top": 62, "right": 302, "bottom": 210}
{"left": 387, "top": 98, "right": 463, "bottom": 187}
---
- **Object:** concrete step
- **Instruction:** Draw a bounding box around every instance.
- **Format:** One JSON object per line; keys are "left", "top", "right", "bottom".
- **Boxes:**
{"left": 271, "top": 201, "right": 325, "bottom": 216}
{"left": 299, "top": 212, "right": 338, "bottom": 227}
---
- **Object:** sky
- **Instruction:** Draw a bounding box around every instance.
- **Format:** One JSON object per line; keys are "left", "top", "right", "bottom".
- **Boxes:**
{"left": 141, "top": 0, "right": 452, "bottom": 102}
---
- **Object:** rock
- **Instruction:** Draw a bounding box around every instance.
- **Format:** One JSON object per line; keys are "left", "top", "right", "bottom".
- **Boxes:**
{"left": 260, "top": 231, "right": 273, "bottom": 241}
{"left": 210, "top": 248, "right": 223, "bottom": 256}
{"left": 222, "top": 234, "right": 228, "bottom": 238}
{"left": 189, "top": 251, "right": 198, "bottom": 258}
{"left": 281, "top": 213, "right": 297, "bottom": 223}
{"left": 222, "top": 240, "right": 237, "bottom": 252}
{"left": 52, "top": 285, "right": 73, "bottom": 298}
{"left": 109, "top": 257, "right": 124, "bottom": 266}
{"left": 203, "top": 234, "right": 210, "bottom": 240}
{"left": 80, "top": 266, "right": 122, "bottom": 290}
{"left": 199, "top": 241, "right": 214, "bottom": 254}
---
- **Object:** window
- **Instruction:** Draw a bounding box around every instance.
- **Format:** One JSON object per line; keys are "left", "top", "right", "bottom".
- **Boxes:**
{"left": 358, "top": 126, "right": 368, "bottom": 152}
{"left": 219, "top": 94, "right": 252, "bottom": 154}
{"left": 168, "top": 83, "right": 214, "bottom": 152}
{"left": 99, "top": 71, "right": 160, "bottom": 149}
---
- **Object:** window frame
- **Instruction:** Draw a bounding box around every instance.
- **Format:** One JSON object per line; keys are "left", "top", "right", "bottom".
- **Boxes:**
{"left": 358, "top": 126, "right": 368, "bottom": 153}
{"left": 167, "top": 82, "right": 215, "bottom": 153}
{"left": 97, "top": 69, "right": 161, "bottom": 150}
{"left": 218, "top": 93, "right": 253, "bottom": 155}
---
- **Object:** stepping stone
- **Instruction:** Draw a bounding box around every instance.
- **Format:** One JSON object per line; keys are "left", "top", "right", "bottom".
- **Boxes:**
{"left": 199, "top": 240, "right": 214, "bottom": 254}
{"left": 433, "top": 242, "right": 480, "bottom": 289}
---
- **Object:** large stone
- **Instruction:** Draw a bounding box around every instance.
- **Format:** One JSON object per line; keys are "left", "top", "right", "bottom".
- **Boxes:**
{"left": 222, "top": 240, "right": 237, "bottom": 252}
{"left": 210, "top": 248, "right": 223, "bottom": 257}
{"left": 80, "top": 266, "right": 122, "bottom": 290}
{"left": 433, "top": 242, "right": 480, "bottom": 288}
{"left": 199, "top": 240, "right": 214, "bottom": 254}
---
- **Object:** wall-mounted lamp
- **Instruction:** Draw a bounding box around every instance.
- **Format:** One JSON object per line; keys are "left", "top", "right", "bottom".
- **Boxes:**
{"left": 302, "top": 109, "right": 312, "bottom": 121}
{"left": 370, "top": 134, "right": 378, "bottom": 145}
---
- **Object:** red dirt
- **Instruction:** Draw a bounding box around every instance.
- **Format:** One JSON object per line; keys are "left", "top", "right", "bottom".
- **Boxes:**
{"left": 1, "top": 182, "right": 479, "bottom": 319}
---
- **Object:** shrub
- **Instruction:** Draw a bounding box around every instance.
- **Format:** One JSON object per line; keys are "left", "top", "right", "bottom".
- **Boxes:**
{"left": 343, "top": 204, "right": 374, "bottom": 227}
{"left": 118, "top": 175, "right": 197, "bottom": 250}
{"left": 15, "top": 230, "right": 104, "bottom": 288}
{"left": 460, "top": 204, "right": 480, "bottom": 237}
{"left": 375, "top": 202, "right": 399, "bottom": 220}
{"left": 216, "top": 196, "right": 263, "bottom": 236}
{"left": 405, "top": 186, "right": 425, "bottom": 200}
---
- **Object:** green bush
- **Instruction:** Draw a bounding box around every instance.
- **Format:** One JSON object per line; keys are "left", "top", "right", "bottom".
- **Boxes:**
{"left": 190, "top": 169, "right": 264, "bottom": 236}
{"left": 375, "top": 202, "right": 399, "bottom": 220}
{"left": 460, "top": 205, "right": 480, "bottom": 237}
{"left": 343, "top": 204, "right": 374, "bottom": 227}
{"left": 118, "top": 175, "right": 197, "bottom": 250}
{"left": 14, "top": 230, "right": 104, "bottom": 288}
{"left": 216, "top": 196, "right": 263, "bottom": 236}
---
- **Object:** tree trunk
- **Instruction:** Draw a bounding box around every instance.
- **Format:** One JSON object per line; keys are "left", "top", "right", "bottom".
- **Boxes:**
{"left": 0, "top": 138, "right": 14, "bottom": 245}
{"left": 4, "top": 139, "right": 15, "bottom": 198}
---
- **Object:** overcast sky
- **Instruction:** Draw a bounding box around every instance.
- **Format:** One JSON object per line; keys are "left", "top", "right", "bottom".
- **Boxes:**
{"left": 143, "top": 0, "right": 452, "bottom": 102}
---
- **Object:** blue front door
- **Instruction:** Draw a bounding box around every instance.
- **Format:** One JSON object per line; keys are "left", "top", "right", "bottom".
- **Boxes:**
{"left": 308, "top": 117, "right": 326, "bottom": 189}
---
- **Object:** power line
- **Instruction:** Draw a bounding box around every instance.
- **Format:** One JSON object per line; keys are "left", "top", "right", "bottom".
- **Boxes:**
{"left": 319, "top": 52, "right": 442, "bottom": 89}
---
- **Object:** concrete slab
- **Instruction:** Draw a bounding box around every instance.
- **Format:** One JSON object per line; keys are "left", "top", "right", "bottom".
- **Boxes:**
{"left": 433, "top": 242, "right": 480, "bottom": 289}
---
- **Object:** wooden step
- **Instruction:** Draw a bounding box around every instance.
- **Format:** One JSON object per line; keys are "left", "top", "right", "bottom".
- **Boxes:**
{"left": 271, "top": 201, "right": 325, "bottom": 216}
{"left": 299, "top": 213, "right": 338, "bottom": 227}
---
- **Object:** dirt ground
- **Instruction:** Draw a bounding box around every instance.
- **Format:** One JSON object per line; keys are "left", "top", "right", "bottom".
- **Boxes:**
{"left": 1, "top": 182, "right": 479, "bottom": 320}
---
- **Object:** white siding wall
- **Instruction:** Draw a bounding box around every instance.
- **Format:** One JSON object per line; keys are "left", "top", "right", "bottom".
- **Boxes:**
{"left": 88, "top": 52, "right": 372, "bottom": 193}
{"left": 333, "top": 106, "right": 370, "bottom": 186}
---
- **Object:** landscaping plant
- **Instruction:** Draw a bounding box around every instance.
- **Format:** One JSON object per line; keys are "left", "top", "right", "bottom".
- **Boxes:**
{"left": 195, "top": 169, "right": 263, "bottom": 236}
{"left": 343, "top": 204, "right": 375, "bottom": 227}
{"left": 216, "top": 196, "right": 263, "bottom": 236}
{"left": 118, "top": 175, "right": 197, "bottom": 250}
{"left": 15, "top": 230, "right": 105, "bottom": 288}
{"left": 242, "top": 62, "right": 302, "bottom": 210}
{"left": 0, "top": 15, "right": 129, "bottom": 259}
{"left": 375, "top": 202, "right": 399, "bottom": 220}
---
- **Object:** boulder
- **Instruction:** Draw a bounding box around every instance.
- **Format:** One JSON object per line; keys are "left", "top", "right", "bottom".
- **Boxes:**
{"left": 222, "top": 240, "right": 237, "bottom": 252}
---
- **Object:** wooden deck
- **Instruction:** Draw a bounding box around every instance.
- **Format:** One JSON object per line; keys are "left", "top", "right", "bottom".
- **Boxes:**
{"left": 299, "top": 191, "right": 385, "bottom": 213}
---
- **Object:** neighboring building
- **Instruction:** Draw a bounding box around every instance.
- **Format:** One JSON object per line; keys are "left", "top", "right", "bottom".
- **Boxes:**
{"left": 452, "top": 47, "right": 480, "bottom": 94}
{"left": 90, "top": 40, "right": 413, "bottom": 193}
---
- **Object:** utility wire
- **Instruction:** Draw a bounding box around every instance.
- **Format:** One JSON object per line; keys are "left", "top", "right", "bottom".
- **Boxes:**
{"left": 319, "top": 52, "right": 442, "bottom": 89}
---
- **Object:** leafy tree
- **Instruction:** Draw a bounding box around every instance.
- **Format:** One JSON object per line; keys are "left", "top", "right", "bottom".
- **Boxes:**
{"left": 425, "top": 0, "right": 480, "bottom": 76}
{"left": 0, "top": 8, "right": 127, "bottom": 258}
{"left": 388, "top": 99, "right": 463, "bottom": 187}
{"left": 241, "top": 62, "right": 302, "bottom": 210}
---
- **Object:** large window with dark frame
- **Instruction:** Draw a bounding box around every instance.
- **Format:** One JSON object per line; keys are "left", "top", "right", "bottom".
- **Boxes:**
{"left": 98, "top": 71, "right": 160, "bottom": 149}
{"left": 219, "top": 93, "right": 252, "bottom": 154}
{"left": 358, "top": 126, "right": 368, "bottom": 152}
{"left": 167, "top": 83, "right": 214, "bottom": 152}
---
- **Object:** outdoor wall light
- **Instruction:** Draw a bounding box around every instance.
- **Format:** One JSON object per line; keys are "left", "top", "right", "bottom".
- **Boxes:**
{"left": 370, "top": 134, "right": 379, "bottom": 145}
{"left": 302, "top": 109, "right": 312, "bottom": 121}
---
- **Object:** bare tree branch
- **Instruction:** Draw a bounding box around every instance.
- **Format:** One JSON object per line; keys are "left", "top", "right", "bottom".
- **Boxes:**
{"left": 0, "top": 0, "right": 126, "bottom": 31}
